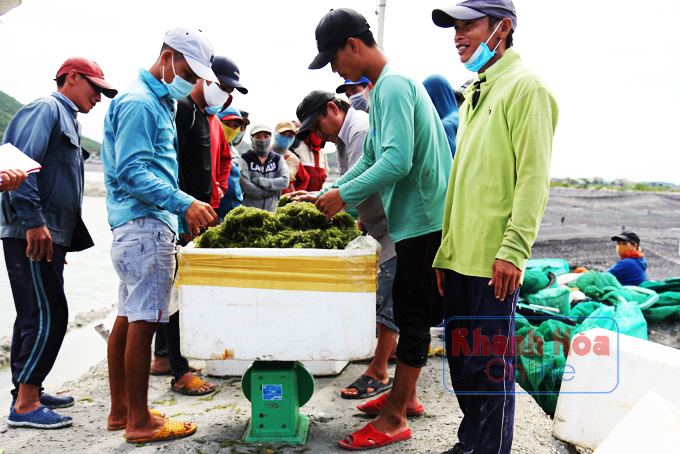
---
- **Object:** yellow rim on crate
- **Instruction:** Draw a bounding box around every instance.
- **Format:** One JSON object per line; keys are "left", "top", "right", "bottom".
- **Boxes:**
{"left": 178, "top": 251, "right": 377, "bottom": 293}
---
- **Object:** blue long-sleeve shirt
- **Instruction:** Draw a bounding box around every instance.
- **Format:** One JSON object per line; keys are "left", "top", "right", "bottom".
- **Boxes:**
{"left": 1, "top": 92, "right": 87, "bottom": 247}
{"left": 423, "top": 74, "right": 459, "bottom": 158}
{"left": 607, "top": 257, "right": 648, "bottom": 286}
{"left": 102, "top": 69, "right": 194, "bottom": 234}
{"left": 217, "top": 144, "right": 243, "bottom": 217}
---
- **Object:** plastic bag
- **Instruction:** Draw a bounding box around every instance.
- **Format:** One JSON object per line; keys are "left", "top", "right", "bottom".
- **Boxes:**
{"left": 345, "top": 235, "right": 381, "bottom": 260}
{"left": 526, "top": 287, "right": 571, "bottom": 315}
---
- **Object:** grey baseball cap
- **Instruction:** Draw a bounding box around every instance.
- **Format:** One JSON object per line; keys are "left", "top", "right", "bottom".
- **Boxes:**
{"left": 163, "top": 26, "right": 218, "bottom": 82}
{"left": 433, "top": 0, "right": 517, "bottom": 31}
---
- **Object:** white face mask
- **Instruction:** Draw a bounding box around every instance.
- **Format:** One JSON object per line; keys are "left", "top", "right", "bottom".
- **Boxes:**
{"left": 203, "top": 80, "right": 230, "bottom": 107}
{"left": 349, "top": 92, "right": 369, "bottom": 112}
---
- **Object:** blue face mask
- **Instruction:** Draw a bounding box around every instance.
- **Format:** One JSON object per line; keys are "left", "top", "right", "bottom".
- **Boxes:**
{"left": 349, "top": 92, "right": 369, "bottom": 112}
{"left": 463, "top": 20, "right": 504, "bottom": 73}
{"left": 161, "top": 54, "right": 195, "bottom": 100}
{"left": 273, "top": 134, "right": 294, "bottom": 154}
{"left": 233, "top": 129, "right": 246, "bottom": 145}
{"left": 205, "top": 106, "right": 221, "bottom": 116}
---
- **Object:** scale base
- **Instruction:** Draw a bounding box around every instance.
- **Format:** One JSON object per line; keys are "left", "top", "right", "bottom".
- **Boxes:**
{"left": 242, "top": 414, "right": 309, "bottom": 445}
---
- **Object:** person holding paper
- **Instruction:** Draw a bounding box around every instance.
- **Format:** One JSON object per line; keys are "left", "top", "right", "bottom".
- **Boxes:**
{"left": 0, "top": 169, "right": 28, "bottom": 192}
{"left": 0, "top": 57, "right": 117, "bottom": 429}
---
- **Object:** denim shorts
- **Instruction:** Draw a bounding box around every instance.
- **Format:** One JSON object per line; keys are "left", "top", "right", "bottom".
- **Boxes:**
{"left": 375, "top": 256, "right": 399, "bottom": 333}
{"left": 111, "top": 217, "right": 176, "bottom": 323}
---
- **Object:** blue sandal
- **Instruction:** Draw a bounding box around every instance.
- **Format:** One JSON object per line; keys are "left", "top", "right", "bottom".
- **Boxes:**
{"left": 39, "top": 394, "right": 75, "bottom": 409}
{"left": 7, "top": 405, "right": 73, "bottom": 429}
{"left": 10, "top": 394, "right": 75, "bottom": 412}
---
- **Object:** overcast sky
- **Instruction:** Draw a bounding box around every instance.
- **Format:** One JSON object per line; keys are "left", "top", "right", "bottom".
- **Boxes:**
{"left": 1, "top": 0, "right": 678, "bottom": 183}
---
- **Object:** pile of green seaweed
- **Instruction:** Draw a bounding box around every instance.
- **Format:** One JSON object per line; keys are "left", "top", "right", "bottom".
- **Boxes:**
{"left": 194, "top": 200, "right": 361, "bottom": 250}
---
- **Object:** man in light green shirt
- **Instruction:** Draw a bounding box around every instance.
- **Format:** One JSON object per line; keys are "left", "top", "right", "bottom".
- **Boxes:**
{"left": 304, "top": 7, "right": 452, "bottom": 451}
{"left": 431, "top": 1, "right": 559, "bottom": 453}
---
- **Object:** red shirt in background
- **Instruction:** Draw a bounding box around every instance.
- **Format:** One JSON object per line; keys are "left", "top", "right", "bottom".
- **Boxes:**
{"left": 208, "top": 114, "right": 232, "bottom": 209}
{"left": 298, "top": 133, "right": 328, "bottom": 191}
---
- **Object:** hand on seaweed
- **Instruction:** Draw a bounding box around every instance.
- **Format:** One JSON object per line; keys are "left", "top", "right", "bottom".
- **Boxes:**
{"left": 288, "top": 190, "right": 318, "bottom": 204}
{"left": 315, "top": 189, "right": 345, "bottom": 220}
{"left": 186, "top": 201, "right": 218, "bottom": 236}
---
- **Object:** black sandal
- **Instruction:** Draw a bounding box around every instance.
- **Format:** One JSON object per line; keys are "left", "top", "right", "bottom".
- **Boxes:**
{"left": 340, "top": 374, "right": 394, "bottom": 400}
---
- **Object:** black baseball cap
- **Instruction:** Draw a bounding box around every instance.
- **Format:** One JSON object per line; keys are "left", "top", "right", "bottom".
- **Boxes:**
{"left": 433, "top": 0, "right": 517, "bottom": 31}
{"left": 295, "top": 90, "right": 336, "bottom": 140}
{"left": 308, "top": 8, "right": 371, "bottom": 70}
{"left": 611, "top": 232, "right": 641, "bottom": 245}
{"left": 239, "top": 110, "right": 251, "bottom": 126}
{"left": 212, "top": 56, "right": 248, "bottom": 94}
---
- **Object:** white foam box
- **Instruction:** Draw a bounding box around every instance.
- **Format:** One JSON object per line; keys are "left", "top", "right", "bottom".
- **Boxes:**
{"left": 552, "top": 328, "right": 680, "bottom": 450}
{"left": 594, "top": 391, "right": 680, "bottom": 454}
{"left": 178, "top": 245, "right": 377, "bottom": 362}
{"left": 205, "top": 359, "right": 349, "bottom": 377}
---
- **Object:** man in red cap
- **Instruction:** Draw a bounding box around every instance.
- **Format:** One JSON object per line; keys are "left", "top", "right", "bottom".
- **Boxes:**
{"left": 1, "top": 57, "right": 116, "bottom": 429}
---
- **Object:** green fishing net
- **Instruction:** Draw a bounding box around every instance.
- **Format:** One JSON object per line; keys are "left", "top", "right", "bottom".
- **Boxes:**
{"left": 194, "top": 202, "right": 361, "bottom": 250}
{"left": 639, "top": 279, "right": 680, "bottom": 322}
{"left": 520, "top": 267, "right": 552, "bottom": 297}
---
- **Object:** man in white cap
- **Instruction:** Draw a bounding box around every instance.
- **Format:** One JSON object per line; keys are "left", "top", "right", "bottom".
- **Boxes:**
{"left": 238, "top": 123, "right": 289, "bottom": 212}
{"left": 101, "top": 26, "right": 218, "bottom": 443}
{"left": 431, "top": 1, "right": 559, "bottom": 453}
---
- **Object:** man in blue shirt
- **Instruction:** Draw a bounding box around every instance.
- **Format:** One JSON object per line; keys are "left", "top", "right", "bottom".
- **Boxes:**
{"left": 102, "top": 27, "right": 217, "bottom": 443}
{"left": 608, "top": 232, "right": 647, "bottom": 286}
{"left": 1, "top": 57, "right": 116, "bottom": 429}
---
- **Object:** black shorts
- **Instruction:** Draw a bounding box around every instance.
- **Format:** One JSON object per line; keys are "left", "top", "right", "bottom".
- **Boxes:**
{"left": 392, "top": 230, "right": 443, "bottom": 368}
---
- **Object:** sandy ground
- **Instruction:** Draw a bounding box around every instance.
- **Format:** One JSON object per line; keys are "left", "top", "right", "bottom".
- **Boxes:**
{"left": 5, "top": 187, "right": 680, "bottom": 453}
{"left": 0, "top": 358, "right": 575, "bottom": 454}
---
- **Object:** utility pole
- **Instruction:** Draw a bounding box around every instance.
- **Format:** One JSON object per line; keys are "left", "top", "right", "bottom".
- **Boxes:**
{"left": 376, "top": 0, "right": 386, "bottom": 50}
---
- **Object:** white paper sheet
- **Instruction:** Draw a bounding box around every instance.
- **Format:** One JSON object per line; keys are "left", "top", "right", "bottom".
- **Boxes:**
{"left": 0, "top": 143, "right": 41, "bottom": 173}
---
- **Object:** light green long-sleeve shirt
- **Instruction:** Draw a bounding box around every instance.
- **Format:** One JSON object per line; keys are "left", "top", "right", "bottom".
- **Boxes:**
{"left": 321, "top": 62, "right": 452, "bottom": 243}
{"left": 433, "top": 48, "right": 559, "bottom": 278}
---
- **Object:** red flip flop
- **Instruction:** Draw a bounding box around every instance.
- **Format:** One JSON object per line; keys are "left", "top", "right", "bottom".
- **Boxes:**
{"left": 357, "top": 393, "right": 425, "bottom": 416}
{"left": 338, "top": 423, "right": 411, "bottom": 450}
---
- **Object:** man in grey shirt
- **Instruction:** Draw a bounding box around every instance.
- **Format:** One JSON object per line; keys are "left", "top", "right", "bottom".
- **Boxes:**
{"left": 239, "top": 123, "right": 289, "bottom": 212}
{"left": 293, "top": 91, "right": 398, "bottom": 400}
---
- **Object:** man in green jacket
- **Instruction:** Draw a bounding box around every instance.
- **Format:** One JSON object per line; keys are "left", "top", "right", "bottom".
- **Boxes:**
{"left": 431, "top": 1, "right": 559, "bottom": 453}
{"left": 305, "top": 7, "right": 452, "bottom": 451}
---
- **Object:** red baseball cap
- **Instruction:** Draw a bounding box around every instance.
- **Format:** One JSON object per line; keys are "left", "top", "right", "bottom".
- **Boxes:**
{"left": 55, "top": 57, "right": 117, "bottom": 98}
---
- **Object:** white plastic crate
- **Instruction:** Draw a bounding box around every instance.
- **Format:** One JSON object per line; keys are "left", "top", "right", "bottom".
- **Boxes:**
{"left": 178, "top": 245, "right": 377, "bottom": 363}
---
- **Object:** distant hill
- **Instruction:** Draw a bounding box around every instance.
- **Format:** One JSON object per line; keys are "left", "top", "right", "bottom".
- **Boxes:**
{"left": 0, "top": 89, "right": 102, "bottom": 157}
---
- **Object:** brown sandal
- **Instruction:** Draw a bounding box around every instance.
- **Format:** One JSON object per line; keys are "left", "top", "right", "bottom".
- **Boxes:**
{"left": 170, "top": 376, "right": 215, "bottom": 396}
